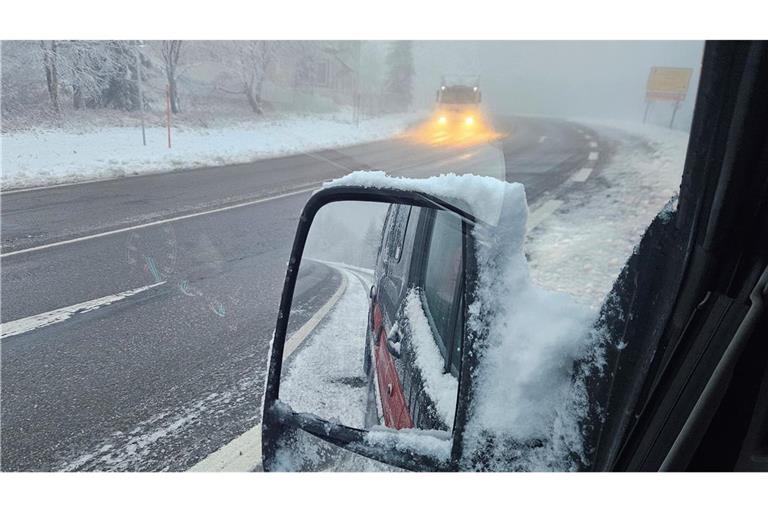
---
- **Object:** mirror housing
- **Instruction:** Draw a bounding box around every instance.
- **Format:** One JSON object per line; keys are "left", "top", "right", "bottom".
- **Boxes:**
{"left": 261, "top": 185, "right": 482, "bottom": 471}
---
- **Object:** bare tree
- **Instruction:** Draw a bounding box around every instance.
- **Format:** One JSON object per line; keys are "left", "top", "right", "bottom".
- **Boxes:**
{"left": 161, "top": 40, "right": 183, "bottom": 114}
{"left": 211, "top": 41, "right": 286, "bottom": 115}
{"left": 40, "top": 41, "right": 60, "bottom": 116}
{"left": 236, "top": 41, "right": 278, "bottom": 114}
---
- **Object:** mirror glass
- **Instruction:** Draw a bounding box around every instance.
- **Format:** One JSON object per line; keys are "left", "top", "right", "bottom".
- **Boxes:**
{"left": 277, "top": 199, "right": 466, "bottom": 469}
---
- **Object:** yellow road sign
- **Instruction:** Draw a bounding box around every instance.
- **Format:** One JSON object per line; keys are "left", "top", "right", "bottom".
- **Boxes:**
{"left": 646, "top": 67, "right": 693, "bottom": 101}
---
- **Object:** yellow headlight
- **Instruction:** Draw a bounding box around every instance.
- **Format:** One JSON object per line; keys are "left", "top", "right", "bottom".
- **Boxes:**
{"left": 465, "top": 116, "right": 475, "bottom": 126}
{"left": 438, "top": 116, "right": 447, "bottom": 125}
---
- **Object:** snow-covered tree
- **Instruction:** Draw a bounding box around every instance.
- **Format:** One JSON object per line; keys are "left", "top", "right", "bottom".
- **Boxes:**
{"left": 60, "top": 41, "right": 132, "bottom": 110}
{"left": 35, "top": 41, "right": 149, "bottom": 112}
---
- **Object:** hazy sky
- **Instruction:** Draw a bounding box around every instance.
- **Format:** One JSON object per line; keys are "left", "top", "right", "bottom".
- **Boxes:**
{"left": 413, "top": 41, "right": 704, "bottom": 129}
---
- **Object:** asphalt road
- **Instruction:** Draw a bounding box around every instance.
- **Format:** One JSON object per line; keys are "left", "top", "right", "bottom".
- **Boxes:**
{"left": 0, "top": 115, "right": 596, "bottom": 471}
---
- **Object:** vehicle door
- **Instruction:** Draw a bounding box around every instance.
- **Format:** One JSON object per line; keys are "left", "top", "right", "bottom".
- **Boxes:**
{"left": 373, "top": 207, "right": 466, "bottom": 432}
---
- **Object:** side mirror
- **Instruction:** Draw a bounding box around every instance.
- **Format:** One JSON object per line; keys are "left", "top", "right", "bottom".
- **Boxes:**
{"left": 261, "top": 184, "right": 481, "bottom": 471}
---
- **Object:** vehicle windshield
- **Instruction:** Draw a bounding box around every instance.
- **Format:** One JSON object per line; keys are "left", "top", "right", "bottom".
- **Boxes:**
{"left": 1, "top": 40, "right": 704, "bottom": 472}
{"left": 439, "top": 86, "right": 478, "bottom": 104}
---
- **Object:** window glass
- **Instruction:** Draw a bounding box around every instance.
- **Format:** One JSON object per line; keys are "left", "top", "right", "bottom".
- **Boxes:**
{"left": 422, "top": 210, "right": 463, "bottom": 364}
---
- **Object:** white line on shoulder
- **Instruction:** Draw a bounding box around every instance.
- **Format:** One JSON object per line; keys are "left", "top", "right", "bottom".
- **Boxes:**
{"left": 1, "top": 186, "right": 318, "bottom": 259}
{"left": 570, "top": 167, "right": 594, "bottom": 183}
{"left": 0, "top": 281, "right": 165, "bottom": 340}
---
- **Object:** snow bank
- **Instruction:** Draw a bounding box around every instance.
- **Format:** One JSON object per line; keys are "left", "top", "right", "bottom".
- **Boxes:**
{"left": 527, "top": 121, "right": 688, "bottom": 309}
{"left": 0, "top": 113, "right": 422, "bottom": 190}
{"left": 324, "top": 170, "right": 520, "bottom": 227}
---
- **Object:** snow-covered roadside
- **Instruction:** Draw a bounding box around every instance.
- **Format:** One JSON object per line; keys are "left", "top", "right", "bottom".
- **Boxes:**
{"left": 279, "top": 266, "right": 372, "bottom": 430}
{"left": 527, "top": 122, "right": 689, "bottom": 310}
{"left": 0, "top": 112, "right": 423, "bottom": 191}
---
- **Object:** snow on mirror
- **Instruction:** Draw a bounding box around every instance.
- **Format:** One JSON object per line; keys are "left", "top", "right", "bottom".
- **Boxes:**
{"left": 280, "top": 199, "right": 463, "bottom": 446}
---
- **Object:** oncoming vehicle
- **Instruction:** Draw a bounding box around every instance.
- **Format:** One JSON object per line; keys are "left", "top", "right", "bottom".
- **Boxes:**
{"left": 262, "top": 41, "right": 768, "bottom": 472}
{"left": 434, "top": 75, "right": 482, "bottom": 129}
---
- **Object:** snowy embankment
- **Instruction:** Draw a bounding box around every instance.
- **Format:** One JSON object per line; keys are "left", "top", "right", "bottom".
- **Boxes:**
{"left": 0, "top": 112, "right": 422, "bottom": 191}
{"left": 527, "top": 121, "right": 689, "bottom": 310}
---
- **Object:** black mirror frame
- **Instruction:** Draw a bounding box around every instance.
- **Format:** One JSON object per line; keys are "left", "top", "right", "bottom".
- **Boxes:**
{"left": 261, "top": 185, "right": 484, "bottom": 472}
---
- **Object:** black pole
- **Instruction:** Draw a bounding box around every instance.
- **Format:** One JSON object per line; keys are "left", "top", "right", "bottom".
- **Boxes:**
{"left": 670, "top": 100, "right": 680, "bottom": 128}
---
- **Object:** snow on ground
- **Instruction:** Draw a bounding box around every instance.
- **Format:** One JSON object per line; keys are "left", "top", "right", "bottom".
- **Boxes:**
{"left": 0, "top": 112, "right": 422, "bottom": 190}
{"left": 279, "top": 266, "right": 372, "bottom": 429}
{"left": 527, "top": 121, "right": 688, "bottom": 310}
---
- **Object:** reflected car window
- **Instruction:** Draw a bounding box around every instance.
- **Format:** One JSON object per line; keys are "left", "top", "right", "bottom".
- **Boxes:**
{"left": 422, "top": 210, "right": 463, "bottom": 367}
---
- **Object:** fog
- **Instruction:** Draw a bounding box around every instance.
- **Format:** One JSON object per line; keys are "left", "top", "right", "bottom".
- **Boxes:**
{"left": 2, "top": 40, "right": 704, "bottom": 133}
{"left": 414, "top": 41, "right": 704, "bottom": 129}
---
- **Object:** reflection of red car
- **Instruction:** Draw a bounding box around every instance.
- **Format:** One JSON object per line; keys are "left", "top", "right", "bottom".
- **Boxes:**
{"left": 364, "top": 204, "right": 466, "bottom": 432}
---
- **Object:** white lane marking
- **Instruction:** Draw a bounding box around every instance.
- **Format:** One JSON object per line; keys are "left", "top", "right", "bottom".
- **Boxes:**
{"left": 584, "top": 134, "right": 593, "bottom": 140}
{"left": 589, "top": 141, "right": 598, "bottom": 148}
{"left": 0, "top": 281, "right": 165, "bottom": 340}
{"left": 588, "top": 151, "right": 599, "bottom": 161}
{"left": 570, "top": 168, "right": 594, "bottom": 183}
{"left": 1, "top": 186, "right": 318, "bottom": 259}
{"left": 538, "top": 135, "right": 548, "bottom": 143}
{"left": 527, "top": 199, "right": 564, "bottom": 232}
{"left": 188, "top": 264, "right": 351, "bottom": 472}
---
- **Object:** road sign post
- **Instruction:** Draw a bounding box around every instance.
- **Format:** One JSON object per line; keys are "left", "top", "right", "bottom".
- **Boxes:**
{"left": 670, "top": 100, "right": 681, "bottom": 128}
{"left": 166, "top": 85, "right": 172, "bottom": 149}
{"left": 135, "top": 46, "right": 146, "bottom": 146}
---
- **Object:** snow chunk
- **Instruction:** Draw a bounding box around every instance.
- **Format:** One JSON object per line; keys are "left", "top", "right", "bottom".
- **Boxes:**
{"left": 324, "top": 170, "right": 527, "bottom": 228}
{"left": 459, "top": 173, "right": 597, "bottom": 471}
{"left": 366, "top": 427, "right": 452, "bottom": 462}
